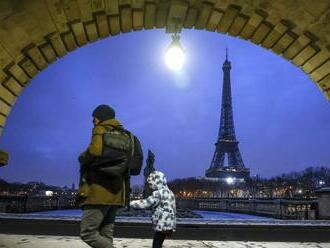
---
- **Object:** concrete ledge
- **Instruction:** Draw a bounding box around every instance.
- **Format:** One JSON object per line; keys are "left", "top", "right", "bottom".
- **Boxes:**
{"left": 1, "top": 217, "right": 330, "bottom": 242}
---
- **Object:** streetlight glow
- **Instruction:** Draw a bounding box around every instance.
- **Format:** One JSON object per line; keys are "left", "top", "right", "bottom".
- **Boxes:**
{"left": 319, "top": 180, "right": 325, "bottom": 186}
{"left": 226, "top": 177, "right": 234, "bottom": 185}
{"left": 165, "top": 34, "right": 185, "bottom": 71}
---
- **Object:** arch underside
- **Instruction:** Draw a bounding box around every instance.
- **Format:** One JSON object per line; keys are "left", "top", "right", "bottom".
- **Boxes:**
{"left": 0, "top": 0, "right": 329, "bottom": 137}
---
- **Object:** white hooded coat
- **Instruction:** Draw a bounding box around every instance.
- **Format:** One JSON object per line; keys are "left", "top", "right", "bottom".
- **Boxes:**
{"left": 130, "top": 171, "right": 176, "bottom": 231}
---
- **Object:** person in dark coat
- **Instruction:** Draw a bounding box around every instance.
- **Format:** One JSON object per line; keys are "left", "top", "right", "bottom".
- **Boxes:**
{"left": 78, "top": 104, "right": 143, "bottom": 248}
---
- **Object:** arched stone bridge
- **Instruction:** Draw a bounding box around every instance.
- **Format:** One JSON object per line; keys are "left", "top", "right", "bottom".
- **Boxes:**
{"left": 0, "top": 0, "right": 329, "bottom": 139}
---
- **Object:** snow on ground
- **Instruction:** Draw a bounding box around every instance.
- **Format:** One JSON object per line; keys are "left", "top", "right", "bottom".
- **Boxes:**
{"left": 1, "top": 210, "right": 330, "bottom": 226}
{"left": 1, "top": 234, "right": 330, "bottom": 248}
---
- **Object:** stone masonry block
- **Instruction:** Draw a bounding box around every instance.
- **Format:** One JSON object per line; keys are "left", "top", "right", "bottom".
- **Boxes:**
{"left": 47, "top": 32, "right": 67, "bottom": 57}
{"left": 2, "top": 77, "right": 23, "bottom": 96}
{"left": 206, "top": 9, "right": 223, "bottom": 32}
{"left": 240, "top": 13, "right": 264, "bottom": 40}
{"left": 0, "top": 45, "right": 14, "bottom": 70}
{"left": 283, "top": 34, "right": 311, "bottom": 60}
{"left": 45, "top": 0, "right": 69, "bottom": 33}
{"left": 18, "top": 57, "right": 38, "bottom": 78}
{"left": 95, "top": 12, "right": 110, "bottom": 37}
{"left": 184, "top": 7, "right": 198, "bottom": 29}
{"left": 155, "top": 2, "right": 168, "bottom": 29}
{"left": 144, "top": 3, "right": 156, "bottom": 29}
{"left": 310, "top": 60, "right": 330, "bottom": 82}
{"left": 228, "top": 14, "right": 248, "bottom": 37}
{"left": 251, "top": 21, "right": 272, "bottom": 44}
{"left": 0, "top": 99, "right": 11, "bottom": 116}
{"left": 262, "top": 22, "right": 288, "bottom": 49}
{"left": 0, "top": 82, "right": 16, "bottom": 106}
{"left": 167, "top": 1, "right": 188, "bottom": 33}
{"left": 62, "top": 0, "right": 82, "bottom": 23}
{"left": 133, "top": 9, "right": 144, "bottom": 30}
{"left": 218, "top": 6, "right": 240, "bottom": 33}
{"left": 77, "top": 0, "right": 93, "bottom": 21}
{"left": 195, "top": 3, "right": 213, "bottom": 30}
{"left": 120, "top": 7, "right": 133, "bottom": 33}
{"left": 39, "top": 43, "right": 57, "bottom": 64}
{"left": 106, "top": 0, "right": 119, "bottom": 15}
{"left": 25, "top": 45, "right": 48, "bottom": 70}
{"left": 84, "top": 21, "right": 99, "bottom": 41}
{"left": 318, "top": 74, "right": 330, "bottom": 92}
{"left": 0, "top": 114, "right": 6, "bottom": 127}
{"left": 109, "top": 16, "right": 121, "bottom": 35}
{"left": 61, "top": 31, "right": 78, "bottom": 51}
{"left": 71, "top": 21, "right": 88, "bottom": 46}
{"left": 292, "top": 44, "right": 319, "bottom": 66}
{"left": 303, "top": 49, "right": 330, "bottom": 74}
{"left": 6, "top": 63, "right": 29, "bottom": 85}
{"left": 91, "top": 0, "right": 106, "bottom": 13}
{"left": 272, "top": 32, "right": 296, "bottom": 54}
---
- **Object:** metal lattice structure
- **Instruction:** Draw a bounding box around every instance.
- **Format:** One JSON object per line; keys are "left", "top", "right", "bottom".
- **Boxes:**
{"left": 205, "top": 50, "right": 250, "bottom": 180}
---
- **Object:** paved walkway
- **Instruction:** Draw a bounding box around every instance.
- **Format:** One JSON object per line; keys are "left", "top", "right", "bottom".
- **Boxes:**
{"left": 0, "top": 235, "right": 330, "bottom": 248}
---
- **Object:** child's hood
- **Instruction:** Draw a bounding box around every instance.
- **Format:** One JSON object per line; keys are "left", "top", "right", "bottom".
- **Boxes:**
{"left": 147, "top": 171, "right": 168, "bottom": 190}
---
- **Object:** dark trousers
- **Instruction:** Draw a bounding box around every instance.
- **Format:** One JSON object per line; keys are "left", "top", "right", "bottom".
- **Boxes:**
{"left": 80, "top": 205, "right": 117, "bottom": 248}
{"left": 152, "top": 231, "right": 173, "bottom": 248}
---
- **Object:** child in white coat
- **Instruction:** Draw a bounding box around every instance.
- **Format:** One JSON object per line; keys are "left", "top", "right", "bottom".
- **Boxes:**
{"left": 130, "top": 171, "right": 176, "bottom": 248}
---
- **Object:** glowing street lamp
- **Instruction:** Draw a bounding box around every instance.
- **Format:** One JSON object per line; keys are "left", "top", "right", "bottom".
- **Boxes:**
{"left": 226, "top": 177, "right": 234, "bottom": 185}
{"left": 319, "top": 180, "right": 325, "bottom": 186}
{"left": 165, "top": 33, "right": 185, "bottom": 71}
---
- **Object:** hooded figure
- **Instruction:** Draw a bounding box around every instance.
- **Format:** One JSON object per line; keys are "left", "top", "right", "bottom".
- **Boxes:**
{"left": 130, "top": 171, "right": 176, "bottom": 247}
{"left": 78, "top": 104, "right": 143, "bottom": 248}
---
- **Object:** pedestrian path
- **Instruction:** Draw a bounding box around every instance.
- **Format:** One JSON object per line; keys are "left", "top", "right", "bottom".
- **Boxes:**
{"left": 0, "top": 234, "right": 330, "bottom": 248}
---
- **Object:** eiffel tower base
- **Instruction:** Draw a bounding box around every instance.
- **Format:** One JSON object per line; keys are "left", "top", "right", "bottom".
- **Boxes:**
{"left": 205, "top": 166, "right": 250, "bottom": 179}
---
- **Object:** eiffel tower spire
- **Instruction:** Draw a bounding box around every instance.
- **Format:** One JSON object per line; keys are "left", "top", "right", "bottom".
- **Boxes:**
{"left": 205, "top": 50, "right": 250, "bottom": 180}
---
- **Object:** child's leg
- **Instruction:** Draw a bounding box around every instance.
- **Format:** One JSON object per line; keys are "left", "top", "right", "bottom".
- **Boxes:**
{"left": 152, "top": 231, "right": 166, "bottom": 248}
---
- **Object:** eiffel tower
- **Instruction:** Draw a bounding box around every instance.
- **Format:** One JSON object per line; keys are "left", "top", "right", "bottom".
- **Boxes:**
{"left": 205, "top": 50, "right": 250, "bottom": 180}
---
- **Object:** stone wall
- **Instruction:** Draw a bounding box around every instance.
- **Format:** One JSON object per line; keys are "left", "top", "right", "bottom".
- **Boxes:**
{"left": 0, "top": 0, "right": 329, "bottom": 138}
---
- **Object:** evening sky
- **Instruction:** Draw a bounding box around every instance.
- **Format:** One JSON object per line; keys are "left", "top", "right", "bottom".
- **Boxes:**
{"left": 0, "top": 29, "right": 329, "bottom": 187}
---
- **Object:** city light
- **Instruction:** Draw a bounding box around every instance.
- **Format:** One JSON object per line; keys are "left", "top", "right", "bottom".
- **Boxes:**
{"left": 45, "top": 191, "right": 53, "bottom": 197}
{"left": 165, "top": 33, "right": 185, "bottom": 71}
{"left": 319, "top": 180, "right": 325, "bottom": 186}
{"left": 226, "top": 177, "right": 234, "bottom": 185}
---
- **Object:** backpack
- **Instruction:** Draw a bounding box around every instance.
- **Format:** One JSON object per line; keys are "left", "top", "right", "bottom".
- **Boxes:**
{"left": 98, "top": 126, "right": 143, "bottom": 177}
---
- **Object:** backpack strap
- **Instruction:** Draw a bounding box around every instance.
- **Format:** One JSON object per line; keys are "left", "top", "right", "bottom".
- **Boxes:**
{"left": 129, "top": 132, "right": 135, "bottom": 158}
{"left": 125, "top": 131, "right": 135, "bottom": 209}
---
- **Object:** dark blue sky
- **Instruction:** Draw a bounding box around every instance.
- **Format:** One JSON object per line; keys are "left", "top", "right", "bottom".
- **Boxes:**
{"left": 0, "top": 29, "right": 329, "bottom": 187}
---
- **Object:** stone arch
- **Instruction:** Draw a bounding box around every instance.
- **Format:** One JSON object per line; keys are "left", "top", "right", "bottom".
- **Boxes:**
{"left": 0, "top": 0, "right": 329, "bottom": 139}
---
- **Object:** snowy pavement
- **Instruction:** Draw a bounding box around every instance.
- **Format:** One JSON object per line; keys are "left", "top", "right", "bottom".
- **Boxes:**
{"left": 0, "top": 234, "right": 330, "bottom": 248}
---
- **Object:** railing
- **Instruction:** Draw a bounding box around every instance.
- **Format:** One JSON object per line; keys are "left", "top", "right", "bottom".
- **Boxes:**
{"left": 177, "top": 198, "right": 318, "bottom": 220}
{"left": 0, "top": 195, "right": 318, "bottom": 220}
{"left": 0, "top": 195, "right": 76, "bottom": 213}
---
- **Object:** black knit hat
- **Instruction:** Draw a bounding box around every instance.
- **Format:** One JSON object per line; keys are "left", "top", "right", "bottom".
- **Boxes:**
{"left": 92, "top": 105, "right": 115, "bottom": 122}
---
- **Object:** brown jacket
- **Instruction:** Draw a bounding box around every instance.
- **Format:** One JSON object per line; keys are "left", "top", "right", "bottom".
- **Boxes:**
{"left": 78, "top": 119, "right": 128, "bottom": 207}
